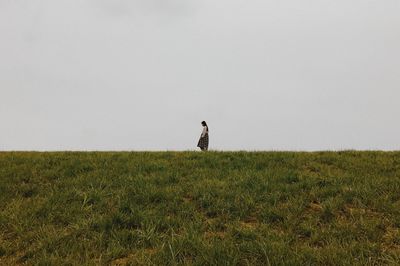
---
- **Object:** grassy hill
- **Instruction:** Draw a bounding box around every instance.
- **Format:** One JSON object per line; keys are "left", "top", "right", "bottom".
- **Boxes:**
{"left": 0, "top": 151, "right": 400, "bottom": 265}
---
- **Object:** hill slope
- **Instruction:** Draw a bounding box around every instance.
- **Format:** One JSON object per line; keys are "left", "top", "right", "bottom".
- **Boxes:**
{"left": 1, "top": 151, "right": 400, "bottom": 265}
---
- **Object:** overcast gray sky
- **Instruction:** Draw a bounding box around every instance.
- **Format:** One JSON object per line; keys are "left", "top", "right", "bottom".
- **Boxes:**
{"left": 1, "top": 0, "right": 399, "bottom": 151}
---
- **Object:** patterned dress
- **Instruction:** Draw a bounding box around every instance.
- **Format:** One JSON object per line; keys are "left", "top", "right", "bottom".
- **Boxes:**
{"left": 197, "top": 126, "right": 209, "bottom": 150}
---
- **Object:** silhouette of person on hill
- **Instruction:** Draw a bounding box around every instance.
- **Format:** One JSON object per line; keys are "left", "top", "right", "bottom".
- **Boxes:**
{"left": 197, "top": 121, "right": 209, "bottom": 151}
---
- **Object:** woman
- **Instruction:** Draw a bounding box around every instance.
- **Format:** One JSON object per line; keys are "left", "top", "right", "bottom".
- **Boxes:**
{"left": 197, "top": 121, "right": 209, "bottom": 151}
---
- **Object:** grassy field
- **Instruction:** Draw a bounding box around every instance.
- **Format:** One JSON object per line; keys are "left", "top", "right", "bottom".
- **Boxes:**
{"left": 0, "top": 151, "right": 400, "bottom": 265}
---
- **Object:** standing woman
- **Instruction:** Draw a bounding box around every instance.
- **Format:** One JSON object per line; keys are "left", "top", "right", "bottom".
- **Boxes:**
{"left": 197, "top": 121, "right": 209, "bottom": 151}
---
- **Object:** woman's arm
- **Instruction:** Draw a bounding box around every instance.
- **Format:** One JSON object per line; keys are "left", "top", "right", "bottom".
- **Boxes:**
{"left": 201, "top": 127, "right": 207, "bottom": 137}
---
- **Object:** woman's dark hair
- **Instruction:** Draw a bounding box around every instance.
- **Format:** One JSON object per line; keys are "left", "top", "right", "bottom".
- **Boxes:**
{"left": 202, "top": 121, "right": 209, "bottom": 131}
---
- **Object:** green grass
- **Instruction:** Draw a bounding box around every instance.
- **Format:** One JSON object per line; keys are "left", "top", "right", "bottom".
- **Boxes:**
{"left": 1, "top": 151, "right": 400, "bottom": 265}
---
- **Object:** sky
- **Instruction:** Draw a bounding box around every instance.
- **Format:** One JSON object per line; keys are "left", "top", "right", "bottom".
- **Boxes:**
{"left": 0, "top": 0, "right": 399, "bottom": 151}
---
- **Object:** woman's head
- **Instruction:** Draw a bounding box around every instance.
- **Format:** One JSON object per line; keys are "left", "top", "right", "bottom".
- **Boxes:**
{"left": 201, "top": 121, "right": 209, "bottom": 131}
